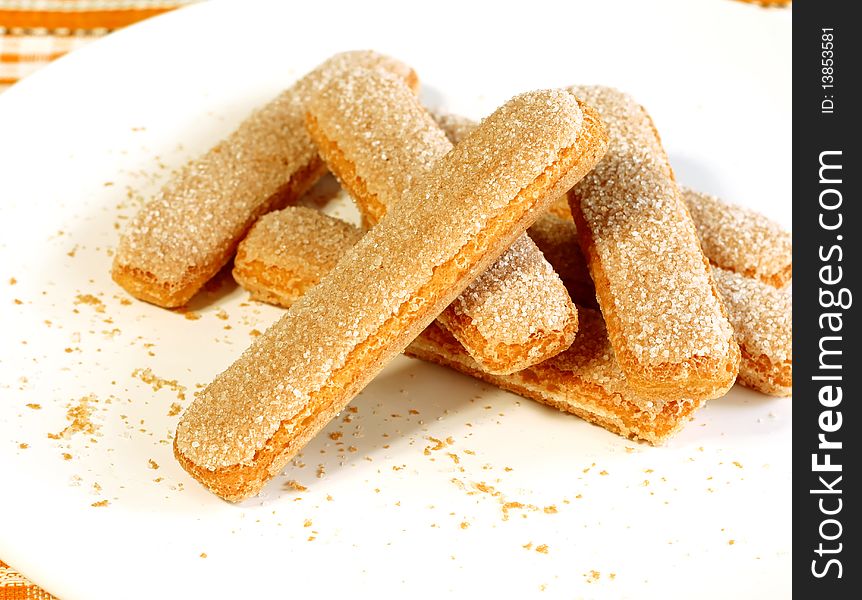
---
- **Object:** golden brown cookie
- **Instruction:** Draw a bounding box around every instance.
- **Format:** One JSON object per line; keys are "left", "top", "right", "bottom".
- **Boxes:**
{"left": 174, "top": 89, "right": 607, "bottom": 501}
{"left": 567, "top": 85, "right": 739, "bottom": 402}
{"left": 112, "top": 51, "right": 417, "bottom": 307}
{"left": 305, "top": 68, "right": 583, "bottom": 375}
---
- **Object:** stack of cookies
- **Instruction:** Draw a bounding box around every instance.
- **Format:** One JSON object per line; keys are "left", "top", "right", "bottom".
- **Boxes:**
{"left": 111, "top": 51, "right": 792, "bottom": 501}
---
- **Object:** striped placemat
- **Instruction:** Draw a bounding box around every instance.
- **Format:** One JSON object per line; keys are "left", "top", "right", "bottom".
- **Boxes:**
{"left": 0, "top": 0, "right": 196, "bottom": 92}
{"left": 1, "top": 559, "right": 56, "bottom": 600}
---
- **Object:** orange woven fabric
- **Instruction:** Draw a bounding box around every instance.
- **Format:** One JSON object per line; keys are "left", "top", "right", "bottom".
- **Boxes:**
{"left": 0, "top": 0, "right": 196, "bottom": 90}
{"left": 0, "top": 559, "right": 57, "bottom": 600}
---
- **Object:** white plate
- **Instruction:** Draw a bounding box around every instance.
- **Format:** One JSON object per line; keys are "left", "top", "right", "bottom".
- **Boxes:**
{"left": 0, "top": 1, "right": 791, "bottom": 598}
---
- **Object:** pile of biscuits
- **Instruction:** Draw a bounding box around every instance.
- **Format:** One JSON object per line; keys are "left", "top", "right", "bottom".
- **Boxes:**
{"left": 111, "top": 51, "right": 792, "bottom": 502}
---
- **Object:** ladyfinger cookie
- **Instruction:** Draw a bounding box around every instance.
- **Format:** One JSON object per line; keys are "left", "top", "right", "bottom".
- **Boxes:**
{"left": 548, "top": 184, "right": 792, "bottom": 288}
{"left": 683, "top": 187, "right": 792, "bottom": 288}
{"left": 434, "top": 113, "right": 597, "bottom": 308}
{"left": 711, "top": 267, "right": 792, "bottom": 396}
{"left": 112, "top": 51, "right": 417, "bottom": 308}
{"left": 174, "top": 89, "right": 607, "bottom": 501}
{"left": 233, "top": 208, "right": 356, "bottom": 309}
{"left": 432, "top": 112, "right": 475, "bottom": 145}
{"left": 547, "top": 194, "right": 576, "bottom": 221}
{"left": 407, "top": 311, "right": 701, "bottom": 444}
{"left": 232, "top": 207, "right": 363, "bottom": 307}
{"left": 526, "top": 210, "right": 792, "bottom": 396}
{"left": 306, "top": 68, "right": 585, "bottom": 375}
{"left": 567, "top": 85, "right": 740, "bottom": 402}
{"left": 527, "top": 212, "right": 598, "bottom": 308}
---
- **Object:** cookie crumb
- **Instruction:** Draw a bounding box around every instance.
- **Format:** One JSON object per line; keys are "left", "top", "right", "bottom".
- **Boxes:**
{"left": 74, "top": 294, "right": 105, "bottom": 313}
{"left": 48, "top": 395, "right": 99, "bottom": 439}
{"left": 284, "top": 480, "right": 307, "bottom": 492}
{"left": 132, "top": 368, "right": 186, "bottom": 400}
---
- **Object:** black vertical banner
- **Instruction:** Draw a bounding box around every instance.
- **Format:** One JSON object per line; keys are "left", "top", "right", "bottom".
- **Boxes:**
{"left": 793, "top": 0, "right": 860, "bottom": 596}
